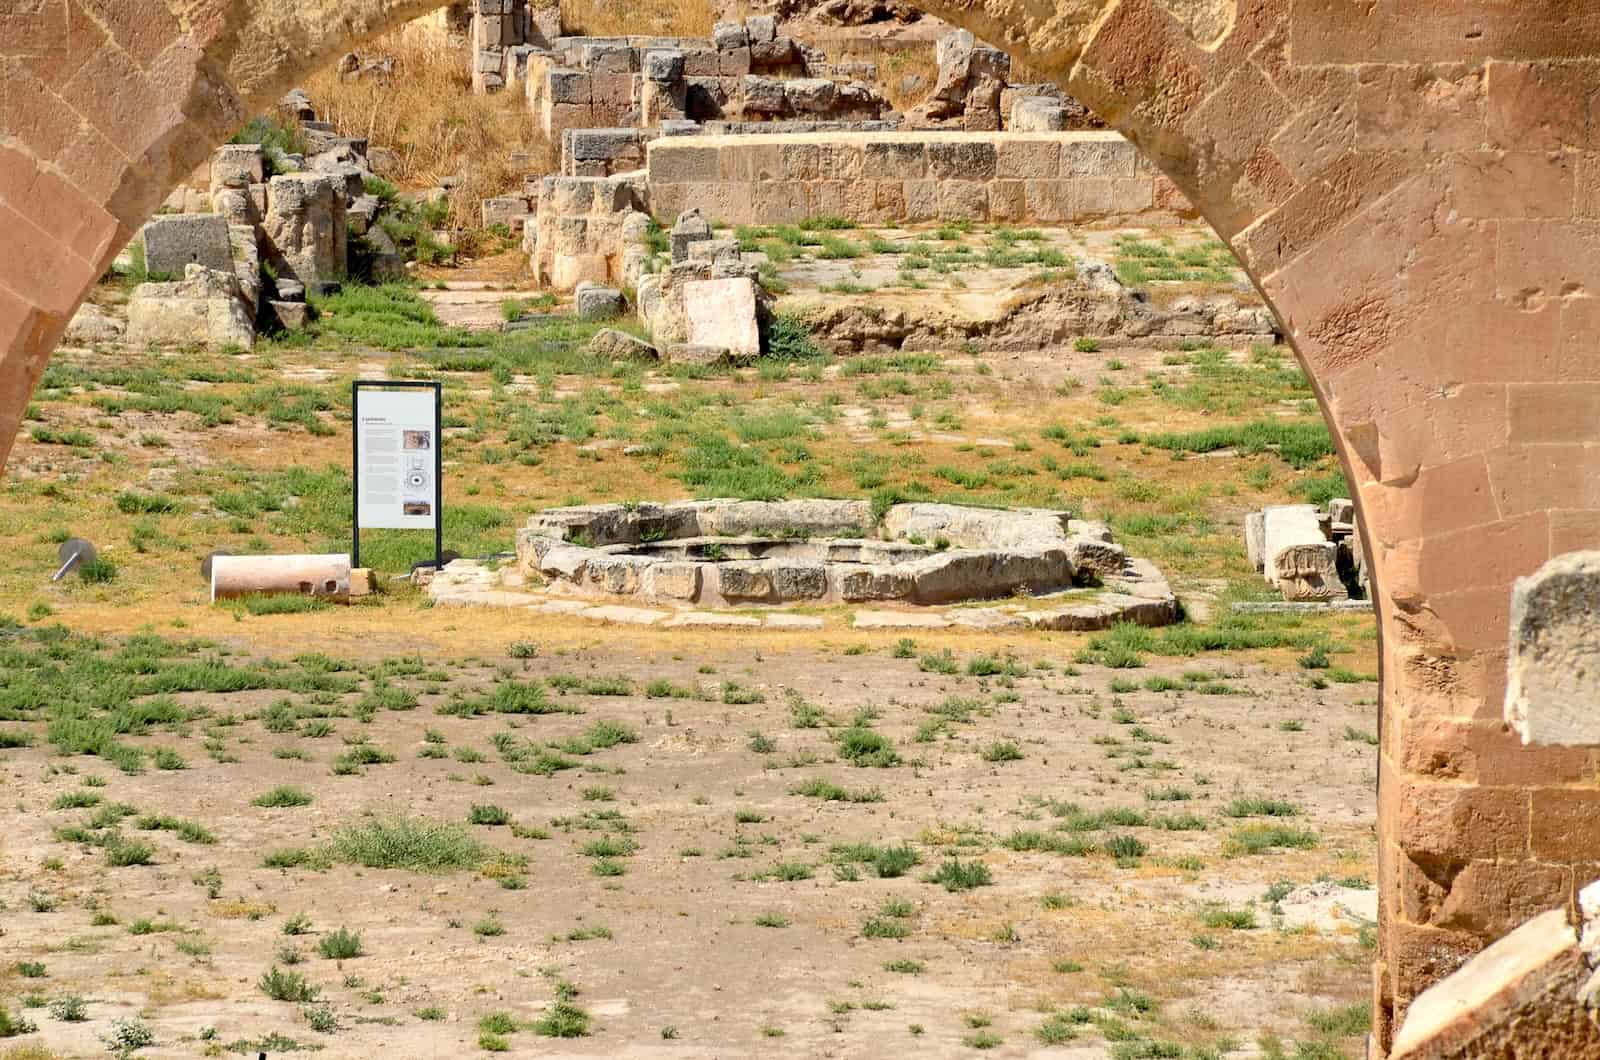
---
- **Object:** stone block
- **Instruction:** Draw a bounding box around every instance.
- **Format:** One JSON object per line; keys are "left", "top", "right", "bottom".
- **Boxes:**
{"left": 127, "top": 265, "right": 254, "bottom": 350}
{"left": 937, "top": 180, "right": 989, "bottom": 221}
{"left": 716, "top": 562, "right": 772, "bottom": 600}
{"left": 1024, "top": 179, "right": 1073, "bottom": 222}
{"left": 996, "top": 137, "right": 1062, "bottom": 180}
{"left": 683, "top": 276, "right": 759, "bottom": 357}
{"left": 927, "top": 139, "right": 997, "bottom": 180}
{"left": 681, "top": 44, "right": 721, "bottom": 78}
{"left": 210, "top": 144, "right": 264, "bottom": 191}
{"left": 1506, "top": 552, "right": 1600, "bottom": 747}
{"left": 863, "top": 139, "right": 927, "bottom": 179}
{"left": 742, "top": 75, "right": 788, "bottom": 115}
{"left": 142, "top": 213, "right": 234, "bottom": 277}
{"left": 1072, "top": 177, "right": 1116, "bottom": 216}
{"left": 838, "top": 566, "right": 915, "bottom": 602}
{"left": 750, "top": 37, "right": 797, "bottom": 67}
{"left": 643, "top": 49, "right": 685, "bottom": 82}
{"left": 712, "top": 21, "right": 748, "bottom": 50}
{"left": 587, "top": 327, "right": 657, "bottom": 360}
{"left": 575, "top": 282, "right": 624, "bottom": 319}
{"left": 989, "top": 180, "right": 1026, "bottom": 221}
{"left": 1061, "top": 137, "right": 1141, "bottom": 177}
{"left": 1261, "top": 504, "right": 1340, "bottom": 601}
{"left": 269, "top": 300, "right": 310, "bottom": 331}
{"left": 719, "top": 46, "right": 752, "bottom": 77}
{"left": 903, "top": 180, "right": 939, "bottom": 222}
{"left": 651, "top": 143, "right": 722, "bottom": 183}
{"left": 642, "top": 561, "right": 701, "bottom": 601}
{"left": 547, "top": 68, "right": 591, "bottom": 104}
{"left": 1010, "top": 96, "right": 1068, "bottom": 131}
{"left": 783, "top": 78, "right": 837, "bottom": 114}
{"left": 1245, "top": 510, "right": 1266, "bottom": 571}
{"left": 745, "top": 15, "right": 777, "bottom": 43}
{"left": 670, "top": 209, "right": 712, "bottom": 260}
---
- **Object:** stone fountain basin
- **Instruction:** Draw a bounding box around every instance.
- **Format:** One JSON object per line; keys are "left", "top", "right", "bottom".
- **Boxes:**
{"left": 515, "top": 500, "right": 1131, "bottom": 608}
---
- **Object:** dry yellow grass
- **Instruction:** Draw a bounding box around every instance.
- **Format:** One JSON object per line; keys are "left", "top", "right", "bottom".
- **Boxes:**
{"left": 561, "top": 0, "right": 720, "bottom": 37}
{"left": 303, "top": 32, "right": 555, "bottom": 231}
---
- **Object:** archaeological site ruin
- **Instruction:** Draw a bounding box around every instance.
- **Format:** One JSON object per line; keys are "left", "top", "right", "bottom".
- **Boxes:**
{"left": 2, "top": 0, "right": 1600, "bottom": 1057}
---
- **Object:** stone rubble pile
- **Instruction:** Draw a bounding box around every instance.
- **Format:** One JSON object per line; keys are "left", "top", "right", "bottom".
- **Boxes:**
{"left": 1245, "top": 499, "right": 1367, "bottom": 603}
{"left": 636, "top": 210, "right": 771, "bottom": 364}
{"left": 115, "top": 94, "right": 406, "bottom": 349}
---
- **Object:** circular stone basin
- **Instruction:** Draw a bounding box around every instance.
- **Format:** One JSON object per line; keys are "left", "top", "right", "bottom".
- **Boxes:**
{"left": 515, "top": 499, "right": 1134, "bottom": 607}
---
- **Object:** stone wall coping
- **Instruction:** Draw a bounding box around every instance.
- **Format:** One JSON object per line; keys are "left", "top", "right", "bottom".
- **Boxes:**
{"left": 648, "top": 130, "right": 1131, "bottom": 152}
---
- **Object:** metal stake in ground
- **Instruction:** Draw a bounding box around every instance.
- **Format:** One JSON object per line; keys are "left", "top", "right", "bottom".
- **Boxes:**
{"left": 51, "top": 538, "right": 98, "bottom": 582}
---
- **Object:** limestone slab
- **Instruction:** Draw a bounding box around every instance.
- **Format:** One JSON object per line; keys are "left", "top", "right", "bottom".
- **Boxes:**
{"left": 683, "top": 277, "right": 760, "bottom": 357}
{"left": 852, "top": 611, "right": 950, "bottom": 629}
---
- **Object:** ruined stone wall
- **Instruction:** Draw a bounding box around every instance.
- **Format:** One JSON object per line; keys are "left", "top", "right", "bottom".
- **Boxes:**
{"left": 7, "top": 4, "right": 1600, "bottom": 1054}
{"left": 647, "top": 130, "right": 1187, "bottom": 224}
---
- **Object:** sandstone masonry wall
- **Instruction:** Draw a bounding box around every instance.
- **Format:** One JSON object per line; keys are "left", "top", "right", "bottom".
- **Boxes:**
{"left": 646, "top": 130, "right": 1188, "bottom": 225}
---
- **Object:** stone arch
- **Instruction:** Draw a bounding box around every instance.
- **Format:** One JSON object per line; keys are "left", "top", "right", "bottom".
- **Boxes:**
{"left": 4, "top": 1, "right": 1599, "bottom": 1051}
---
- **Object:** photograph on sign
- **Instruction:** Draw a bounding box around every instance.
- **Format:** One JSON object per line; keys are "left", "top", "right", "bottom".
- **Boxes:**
{"left": 356, "top": 389, "right": 439, "bottom": 531}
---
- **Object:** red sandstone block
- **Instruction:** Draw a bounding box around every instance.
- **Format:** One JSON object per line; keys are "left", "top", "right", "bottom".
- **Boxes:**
{"left": 1356, "top": 452, "right": 1498, "bottom": 542}
{"left": 1382, "top": 918, "right": 1486, "bottom": 1024}
{"left": 81, "top": 0, "right": 183, "bottom": 69}
{"left": 6, "top": 0, "right": 106, "bottom": 90}
{"left": 1239, "top": 149, "right": 1409, "bottom": 279}
{"left": 1485, "top": 61, "right": 1594, "bottom": 152}
{"left": 1485, "top": 445, "right": 1600, "bottom": 517}
{"left": 0, "top": 200, "right": 100, "bottom": 317}
{"left": 1294, "top": 0, "right": 1600, "bottom": 65}
{"left": 1184, "top": 60, "right": 1294, "bottom": 169}
{"left": 1074, "top": 0, "right": 1207, "bottom": 136}
{"left": 1433, "top": 859, "right": 1573, "bottom": 938}
{"left": 0, "top": 60, "right": 82, "bottom": 160}
{"left": 1267, "top": 66, "right": 1359, "bottom": 183}
{"left": 1550, "top": 509, "right": 1600, "bottom": 555}
{"left": 1416, "top": 512, "right": 1548, "bottom": 598}
{"left": 1398, "top": 715, "right": 1476, "bottom": 782}
{"left": 1469, "top": 724, "right": 1593, "bottom": 787}
{"left": 57, "top": 43, "right": 177, "bottom": 162}
{"left": 1425, "top": 587, "right": 1516, "bottom": 657}
{"left": 1529, "top": 788, "right": 1600, "bottom": 862}
{"left": 1448, "top": 151, "right": 1572, "bottom": 220}
{"left": 1390, "top": 776, "right": 1530, "bottom": 863}
{"left": 1507, "top": 383, "right": 1600, "bottom": 444}
{"left": 0, "top": 145, "right": 119, "bottom": 267}
{"left": 1496, "top": 221, "right": 1600, "bottom": 303}
{"left": 1356, "top": 63, "right": 1487, "bottom": 155}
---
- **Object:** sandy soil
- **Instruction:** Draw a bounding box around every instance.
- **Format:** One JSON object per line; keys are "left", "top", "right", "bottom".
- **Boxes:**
{"left": 1, "top": 626, "right": 1375, "bottom": 1059}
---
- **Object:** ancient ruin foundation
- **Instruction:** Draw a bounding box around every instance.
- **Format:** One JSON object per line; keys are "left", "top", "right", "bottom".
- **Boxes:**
{"left": 425, "top": 500, "right": 1182, "bottom": 630}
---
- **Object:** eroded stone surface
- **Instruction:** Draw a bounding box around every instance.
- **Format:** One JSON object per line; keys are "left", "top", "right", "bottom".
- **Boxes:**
{"left": 1505, "top": 551, "right": 1600, "bottom": 747}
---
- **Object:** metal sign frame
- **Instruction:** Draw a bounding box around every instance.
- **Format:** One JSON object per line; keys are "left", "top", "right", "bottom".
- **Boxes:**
{"left": 351, "top": 379, "right": 444, "bottom": 571}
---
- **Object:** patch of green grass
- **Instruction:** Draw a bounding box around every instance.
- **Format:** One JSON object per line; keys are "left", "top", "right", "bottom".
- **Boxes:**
{"left": 259, "top": 966, "right": 319, "bottom": 1002}
{"left": 253, "top": 785, "right": 313, "bottom": 808}
{"left": 926, "top": 858, "right": 992, "bottom": 892}
{"left": 1222, "top": 796, "right": 1300, "bottom": 818}
{"left": 327, "top": 815, "right": 487, "bottom": 873}
{"left": 1225, "top": 824, "right": 1319, "bottom": 856}
{"left": 790, "top": 778, "right": 884, "bottom": 803}
{"left": 317, "top": 927, "right": 363, "bottom": 960}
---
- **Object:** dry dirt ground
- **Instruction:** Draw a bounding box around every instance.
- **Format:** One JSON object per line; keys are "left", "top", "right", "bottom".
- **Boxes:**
{"left": 1, "top": 613, "right": 1375, "bottom": 1059}
{"left": 3, "top": 217, "right": 1375, "bottom": 1059}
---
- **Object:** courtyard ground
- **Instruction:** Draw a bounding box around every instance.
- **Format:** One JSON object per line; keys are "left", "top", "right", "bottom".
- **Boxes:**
{"left": 1, "top": 219, "right": 1377, "bottom": 1059}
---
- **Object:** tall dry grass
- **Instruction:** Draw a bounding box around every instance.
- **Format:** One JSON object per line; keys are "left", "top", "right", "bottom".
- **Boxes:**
{"left": 561, "top": 0, "right": 721, "bottom": 37}
{"left": 302, "top": 32, "right": 555, "bottom": 232}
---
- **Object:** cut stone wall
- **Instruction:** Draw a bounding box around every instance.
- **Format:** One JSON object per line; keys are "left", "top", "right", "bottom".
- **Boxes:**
{"left": 647, "top": 130, "right": 1189, "bottom": 225}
